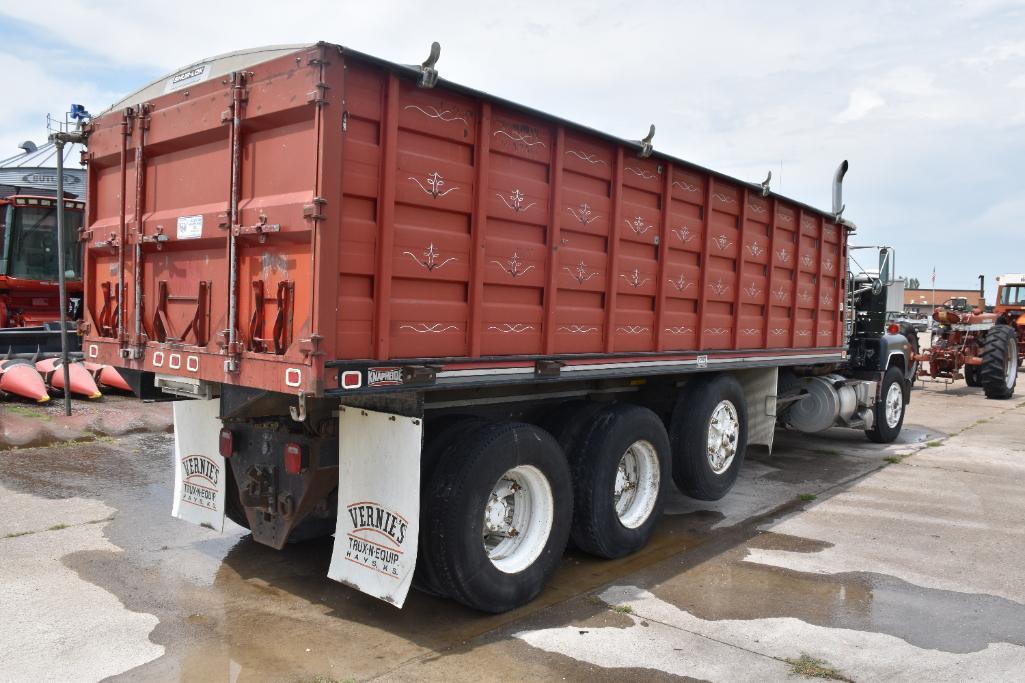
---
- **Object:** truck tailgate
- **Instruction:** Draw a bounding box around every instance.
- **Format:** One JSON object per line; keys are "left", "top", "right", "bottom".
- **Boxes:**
{"left": 82, "top": 45, "right": 330, "bottom": 395}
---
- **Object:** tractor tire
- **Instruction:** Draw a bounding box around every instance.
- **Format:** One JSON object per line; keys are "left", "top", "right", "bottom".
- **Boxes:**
{"left": 866, "top": 366, "right": 906, "bottom": 444}
{"left": 562, "top": 403, "right": 670, "bottom": 559}
{"left": 670, "top": 374, "right": 748, "bottom": 501}
{"left": 423, "top": 421, "right": 573, "bottom": 613}
{"left": 980, "top": 325, "right": 1018, "bottom": 400}
{"left": 899, "top": 323, "right": 921, "bottom": 385}
{"left": 964, "top": 364, "right": 981, "bottom": 387}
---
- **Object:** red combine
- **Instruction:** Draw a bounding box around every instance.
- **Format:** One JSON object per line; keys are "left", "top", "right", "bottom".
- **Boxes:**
{"left": 0, "top": 194, "right": 84, "bottom": 328}
{"left": 80, "top": 42, "right": 913, "bottom": 612}
{"left": 0, "top": 194, "right": 99, "bottom": 401}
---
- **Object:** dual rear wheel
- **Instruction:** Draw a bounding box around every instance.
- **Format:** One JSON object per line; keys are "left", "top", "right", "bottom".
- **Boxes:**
{"left": 417, "top": 378, "right": 752, "bottom": 611}
{"left": 418, "top": 403, "right": 673, "bottom": 612}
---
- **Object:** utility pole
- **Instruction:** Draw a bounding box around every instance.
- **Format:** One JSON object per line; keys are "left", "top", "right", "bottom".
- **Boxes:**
{"left": 48, "top": 106, "right": 90, "bottom": 416}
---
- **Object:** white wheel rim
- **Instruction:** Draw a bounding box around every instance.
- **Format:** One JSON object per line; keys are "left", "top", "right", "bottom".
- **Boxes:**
{"left": 614, "top": 440, "right": 660, "bottom": 529}
{"left": 885, "top": 381, "right": 903, "bottom": 428}
{"left": 1006, "top": 341, "right": 1017, "bottom": 389}
{"left": 707, "top": 400, "right": 740, "bottom": 475}
{"left": 482, "top": 465, "right": 554, "bottom": 574}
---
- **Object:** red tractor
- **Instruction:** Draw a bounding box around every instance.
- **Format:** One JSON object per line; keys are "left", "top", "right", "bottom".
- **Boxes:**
{"left": 917, "top": 283, "right": 1020, "bottom": 399}
{"left": 0, "top": 194, "right": 85, "bottom": 348}
{"left": 994, "top": 273, "right": 1025, "bottom": 362}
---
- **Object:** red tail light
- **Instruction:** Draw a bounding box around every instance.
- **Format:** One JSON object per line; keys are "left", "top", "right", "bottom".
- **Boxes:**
{"left": 284, "top": 442, "right": 307, "bottom": 475}
{"left": 219, "top": 429, "right": 234, "bottom": 458}
{"left": 887, "top": 323, "right": 900, "bottom": 335}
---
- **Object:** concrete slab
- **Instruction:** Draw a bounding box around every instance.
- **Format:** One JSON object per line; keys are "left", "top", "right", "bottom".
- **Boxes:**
{"left": 1, "top": 376, "right": 1023, "bottom": 681}
{"left": 0, "top": 482, "right": 164, "bottom": 681}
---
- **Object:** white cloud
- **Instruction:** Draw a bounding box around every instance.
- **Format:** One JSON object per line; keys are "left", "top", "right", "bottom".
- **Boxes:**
{"left": 1, "top": 0, "right": 1023, "bottom": 289}
{"left": 0, "top": 53, "right": 120, "bottom": 159}
{"left": 963, "top": 40, "right": 1025, "bottom": 66}
{"left": 834, "top": 88, "right": 887, "bottom": 123}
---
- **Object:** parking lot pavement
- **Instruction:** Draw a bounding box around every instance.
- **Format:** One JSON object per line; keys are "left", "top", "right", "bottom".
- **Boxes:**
{"left": 1, "top": 381, "right": 1023, "bottom": 681}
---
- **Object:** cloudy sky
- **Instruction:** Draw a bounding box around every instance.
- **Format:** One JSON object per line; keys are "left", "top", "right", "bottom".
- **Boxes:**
{"left": 2, "top": 1, "right": 1022, "bottom": 299}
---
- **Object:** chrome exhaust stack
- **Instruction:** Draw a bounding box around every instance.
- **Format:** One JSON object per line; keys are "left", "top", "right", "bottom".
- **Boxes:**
{"left": 832, "top": 159, "right": 857, "bottom": 232}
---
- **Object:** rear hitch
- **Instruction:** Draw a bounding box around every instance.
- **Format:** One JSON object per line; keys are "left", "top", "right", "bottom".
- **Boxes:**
{"left": 239, "top": 464, "right": 278, "bottom": 513}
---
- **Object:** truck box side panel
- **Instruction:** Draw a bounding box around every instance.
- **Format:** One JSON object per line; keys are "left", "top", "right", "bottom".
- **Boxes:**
{"left": 387, "top": 78, "right": 477, "bottom": 359}
{"left": 337, "top": 63, "right": 384, "bottom": 360}
{"left": 343, "top": 53, "right": 843, "bottom": 364}
{"left": 556, "top": 133, "right": 615, "bottom": 353}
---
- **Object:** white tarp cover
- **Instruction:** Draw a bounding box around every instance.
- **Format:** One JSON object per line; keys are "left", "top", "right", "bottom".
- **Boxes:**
{"left": 171, "top": 398, "right": 226, "bottom": 532}
{"left": 328, "top": 406, "right": 423, "bottom": 608}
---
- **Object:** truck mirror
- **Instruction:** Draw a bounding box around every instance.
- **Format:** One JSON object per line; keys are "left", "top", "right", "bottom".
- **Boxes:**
{"left": 878, "top": 248, "right": 894, "bottom": 285}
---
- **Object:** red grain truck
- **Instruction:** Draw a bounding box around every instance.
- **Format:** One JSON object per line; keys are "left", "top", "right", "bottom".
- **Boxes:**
{"left": 80, "top": 42, "right": 911, "bottom": 612}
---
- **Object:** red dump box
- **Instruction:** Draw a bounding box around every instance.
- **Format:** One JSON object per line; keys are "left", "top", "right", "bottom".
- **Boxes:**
{"left": 81, "top": 42, "right": 845, "bottom": 396}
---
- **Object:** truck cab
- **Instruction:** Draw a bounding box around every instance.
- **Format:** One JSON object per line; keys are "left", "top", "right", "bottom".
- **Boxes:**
{"left": 845, "top": 246, "right": 912, "bottom": 380}
{"left": 993, "top": 274, "right": 1025, "bottom": 370}
{"left": 995, "top": 274, "right": 1025, "bottom": 322}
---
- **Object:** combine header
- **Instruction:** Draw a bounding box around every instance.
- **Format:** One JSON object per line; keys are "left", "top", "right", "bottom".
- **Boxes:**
{"left": 0, "top": 355, "right": 49, "bottom": 402}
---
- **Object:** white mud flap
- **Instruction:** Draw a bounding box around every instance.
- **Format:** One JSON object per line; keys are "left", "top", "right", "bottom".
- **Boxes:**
{"left": 171, "top": 398, "right": 226, "bottom": 532}
{"left": 327, "top": 406, "right": 423, "bottom": 608}
{"left": 736, "top": 367, "right": 779, "bottom": 452}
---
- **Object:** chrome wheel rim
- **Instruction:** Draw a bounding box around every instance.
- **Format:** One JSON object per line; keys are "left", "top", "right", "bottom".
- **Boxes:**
{"left": 482, "top": 465, "right": 554, "bottom": 574}
{"left": 885, "top": 381, "right": 903, "bottom": 428}
{"left": 613, "top": 440, "right": 660, "bottom": 529}
{"left": 707, "top": 400, "right": 740, "bottom": 475}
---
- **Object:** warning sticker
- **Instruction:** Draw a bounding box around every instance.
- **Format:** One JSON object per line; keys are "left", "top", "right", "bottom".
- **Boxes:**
{"left": 177, "top": 215, "right": 203, "bottom": 240}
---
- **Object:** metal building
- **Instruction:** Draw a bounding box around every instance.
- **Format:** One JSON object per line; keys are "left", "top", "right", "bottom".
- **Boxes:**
{"left": 0, "top": 139, "right": 86, "bottom": 199}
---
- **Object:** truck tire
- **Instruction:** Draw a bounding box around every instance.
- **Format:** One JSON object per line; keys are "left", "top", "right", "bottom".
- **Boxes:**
{"left": 670, "top": 374, "right": 748, "bottom": 501}
{"left": 964, "top": 364, "right": 981, "bottom": 387}
{"left": 866, "top": 365, "right": 906, "bottom": 443}
{"left": 562, "top": 403, "right": 669, "bottom": 559}
{"left": 414, "top": 415, "right": 488, "bottom": 598}
{"left": 423, "top": 421, "right": 572, "bottom": 613}
{"left": 981, "top": 324, "right": 1018, "bottom": 400}
{"left": 899, "top": 323, "right": 921, "bottom": 385}
{"left": 224, "top": 464, "right": 250, "bottom": 531}
{"left": 537, "top": 399, "right": 605, "bottom": 453}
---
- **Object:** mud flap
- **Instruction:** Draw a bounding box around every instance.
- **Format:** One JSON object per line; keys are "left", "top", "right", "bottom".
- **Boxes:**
{"left": 736, "top": 367, "right": 778, "bottom": 452}
{"left": 171, "top": 398, "right": 226, "bottom": 532}
{"left": 327, "top": 406, "right": 423, "bottom": 608}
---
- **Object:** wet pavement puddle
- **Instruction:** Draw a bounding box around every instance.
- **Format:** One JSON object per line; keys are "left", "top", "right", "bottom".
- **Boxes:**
{"left": 1, "top": 389, "right": 1023, "bottom": 680}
